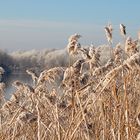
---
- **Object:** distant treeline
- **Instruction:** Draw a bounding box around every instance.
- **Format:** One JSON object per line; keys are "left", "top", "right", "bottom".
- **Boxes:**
{"left": 0, "top": 48, "right": 70, "bottom": 75}
{"left": 0, "top": 45, "right": 111, "bottom": 76}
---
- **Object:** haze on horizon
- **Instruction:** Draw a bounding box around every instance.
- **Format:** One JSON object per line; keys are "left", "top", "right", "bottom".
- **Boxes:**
{"left": 0, "top": 0, "right": 140, "bottom": 52}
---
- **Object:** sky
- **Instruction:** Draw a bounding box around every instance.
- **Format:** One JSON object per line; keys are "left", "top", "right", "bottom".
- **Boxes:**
{"left": 0, "top": 0, "right": 140, "bottom": 52}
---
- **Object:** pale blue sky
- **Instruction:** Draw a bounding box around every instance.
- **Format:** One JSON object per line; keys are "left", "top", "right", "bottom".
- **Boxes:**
{"left": 0, "top": 0, "right": 140, "bottom": 52}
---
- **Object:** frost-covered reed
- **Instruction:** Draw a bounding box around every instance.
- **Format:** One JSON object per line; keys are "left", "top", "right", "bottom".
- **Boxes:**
{"left": 0, "top": 24, "right": 140, "bottom": 140}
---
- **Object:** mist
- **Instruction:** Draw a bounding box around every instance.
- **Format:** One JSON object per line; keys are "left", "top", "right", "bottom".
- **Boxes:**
{"left": 0, "top": 45, "right": 111, "bottom": 76}
{"left": 0, "top": 48, "right": 68, "bottom": 75}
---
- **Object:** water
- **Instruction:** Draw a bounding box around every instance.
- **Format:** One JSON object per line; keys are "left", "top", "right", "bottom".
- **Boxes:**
{"left": 4, "top": 73, "right": 32, "bottom": 98}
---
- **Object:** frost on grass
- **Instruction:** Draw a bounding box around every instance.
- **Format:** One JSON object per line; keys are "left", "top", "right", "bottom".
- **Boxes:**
{"left": 0, "top": 24, "right": 140, "bottom": 140}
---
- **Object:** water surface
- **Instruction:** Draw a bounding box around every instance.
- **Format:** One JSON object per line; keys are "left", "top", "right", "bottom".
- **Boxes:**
{"left": 4, "top": 73, "right": 32, "bottom": 98}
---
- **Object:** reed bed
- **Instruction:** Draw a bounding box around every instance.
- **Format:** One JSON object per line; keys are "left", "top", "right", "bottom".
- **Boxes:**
{"left": 0, "top": 24, "right": 140, "bottom": 140}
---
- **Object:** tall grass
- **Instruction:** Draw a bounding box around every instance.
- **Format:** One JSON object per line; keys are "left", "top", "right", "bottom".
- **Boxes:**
{"left": 0, "top": 24, "right": 140, "bottom": 140}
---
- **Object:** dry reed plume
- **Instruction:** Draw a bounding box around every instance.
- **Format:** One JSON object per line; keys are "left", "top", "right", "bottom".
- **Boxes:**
{"left": 0, "top": 24, "right": 140, "bottom": 140}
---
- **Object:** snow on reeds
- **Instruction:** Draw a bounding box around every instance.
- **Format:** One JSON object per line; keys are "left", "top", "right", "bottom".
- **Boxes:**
{"left": 0, "top": 24, "right": 140, "bottom": 140}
